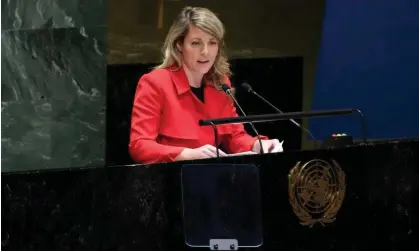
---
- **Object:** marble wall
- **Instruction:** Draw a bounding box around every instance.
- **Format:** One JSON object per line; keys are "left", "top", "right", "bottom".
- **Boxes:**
{"left": 1, "top": 0, "right": 107, "bottom": 172}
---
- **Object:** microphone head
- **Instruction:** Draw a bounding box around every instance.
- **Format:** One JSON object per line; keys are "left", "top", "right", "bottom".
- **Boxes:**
{"left": 221, "top": 83, "right": 231, "bottom": 92}
{"left": 241, "top": 82, "right": 253, "bottom": 92}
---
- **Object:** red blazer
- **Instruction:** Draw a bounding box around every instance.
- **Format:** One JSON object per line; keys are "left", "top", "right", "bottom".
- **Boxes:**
{"left": 129, "top": 65, "right": 267, "bottom": 164}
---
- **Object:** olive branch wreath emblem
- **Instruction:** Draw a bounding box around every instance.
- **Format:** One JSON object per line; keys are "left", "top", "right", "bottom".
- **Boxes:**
{"left": 288, "top": 159, "right": 346, "bottom": 227}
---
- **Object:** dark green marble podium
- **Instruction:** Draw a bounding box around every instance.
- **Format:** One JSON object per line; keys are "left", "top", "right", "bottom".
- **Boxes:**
{"left": 2, "top": 139, "right": 418, "bottom": 250}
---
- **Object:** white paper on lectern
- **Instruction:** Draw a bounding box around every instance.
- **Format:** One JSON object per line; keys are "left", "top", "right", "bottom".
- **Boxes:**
{"left": 271, "top": 140, "right": 284, "bottom": 153}
{"left": 226, "top": 151, "right": 257, "bottom": 157}
{"left": 225, "top": 140, "right": 284, "bottom": 156}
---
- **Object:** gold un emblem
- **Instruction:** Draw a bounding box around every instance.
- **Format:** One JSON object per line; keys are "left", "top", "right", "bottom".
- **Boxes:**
{"left": 288, "top": 159, "right": 346, "bottom": 227}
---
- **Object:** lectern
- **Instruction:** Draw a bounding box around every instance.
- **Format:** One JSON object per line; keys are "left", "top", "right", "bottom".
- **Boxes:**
{"left": 3, "top": 109, "right": 418, "bottom": 251}
{"left": 180, "top": 108, "right": 364, "bottom": 250}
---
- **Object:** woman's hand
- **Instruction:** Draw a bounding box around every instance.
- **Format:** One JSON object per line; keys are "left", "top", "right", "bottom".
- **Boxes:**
{"left": 176, "top": 144, "right": 227, "bottom": 161}
{"left": 252, "top": 139, "right": 284, "bottom": 153}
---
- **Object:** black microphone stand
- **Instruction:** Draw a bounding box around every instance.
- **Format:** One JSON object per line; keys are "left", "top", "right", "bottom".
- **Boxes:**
{"left": 242, "top": 83, "right": 319, "bottom": 148}
{"left": 222, "top": 85, "right": 265, "bottom": 155}
{"left": 199, "top": 108, "right": 367, "bottom": 157}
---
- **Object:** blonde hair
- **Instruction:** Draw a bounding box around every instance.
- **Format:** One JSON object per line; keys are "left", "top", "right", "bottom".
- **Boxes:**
{"left": 155, "top": 6, "right": 232, "bottom": 90}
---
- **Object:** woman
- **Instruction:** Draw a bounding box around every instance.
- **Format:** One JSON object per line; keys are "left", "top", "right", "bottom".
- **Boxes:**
{"left": 129, "top": 6, "right": 282, "bottom": 164}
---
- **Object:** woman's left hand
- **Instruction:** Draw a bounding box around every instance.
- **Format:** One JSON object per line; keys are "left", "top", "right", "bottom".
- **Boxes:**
{"left": 252, "top": 139, "right": 284, "bottom": 153}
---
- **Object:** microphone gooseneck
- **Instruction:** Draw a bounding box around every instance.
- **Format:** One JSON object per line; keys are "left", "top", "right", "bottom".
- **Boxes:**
{"left": 241, "top": 82, "right": 318, "bottom": 148}
{"left": 221, "top": 84, "right": 265, "bottom": 154}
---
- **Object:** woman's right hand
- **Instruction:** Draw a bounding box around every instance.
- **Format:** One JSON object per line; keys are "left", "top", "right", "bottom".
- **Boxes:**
{"left": 176, "top": 144, "right": 227, "bottom": 161}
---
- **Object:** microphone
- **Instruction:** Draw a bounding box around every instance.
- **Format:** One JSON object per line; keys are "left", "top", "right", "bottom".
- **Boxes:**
{"left": 241, "top": 82, "right": 318, "bottom": 148}
{"left": 221, "top": 84, "right": 265, "bottom": 154}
